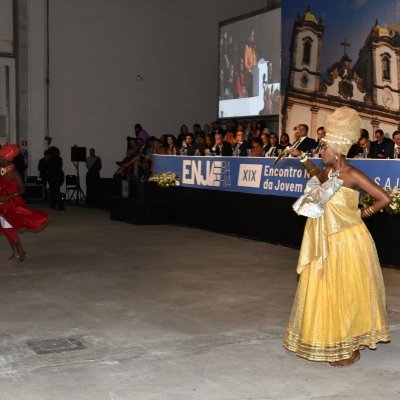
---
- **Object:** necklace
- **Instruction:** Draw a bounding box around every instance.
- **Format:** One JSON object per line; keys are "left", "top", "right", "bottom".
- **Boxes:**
{"left": 327, "top": 166, "right": 344, "bottom": 180}
{"left": 0, "top": 164, "right": 14, "bottom": 176}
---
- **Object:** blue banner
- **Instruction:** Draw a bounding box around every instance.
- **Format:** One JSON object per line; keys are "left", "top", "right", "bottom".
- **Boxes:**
{"left": 153, "top": 155, "right": 400, "bottom": 198}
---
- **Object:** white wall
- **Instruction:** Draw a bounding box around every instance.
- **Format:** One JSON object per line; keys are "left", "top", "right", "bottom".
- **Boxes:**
{"left": 0, "top": 0, "right": 13, "bottom": 53}
{"left": 28, "top": 0, "right": 271, "bottom": 179}
{"left": 0, "top": 0, "right": 16, "bottom": 142}
{"left": 28, "top": 0, "right": 47, "bottom": 173}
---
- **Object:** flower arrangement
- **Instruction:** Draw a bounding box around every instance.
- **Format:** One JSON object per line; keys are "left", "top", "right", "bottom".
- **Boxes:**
{"left": 149, "top": 172, "right": 180, "bottom": 188}
{"left": 360, "top": 186, "right": 400, "bottom": 215}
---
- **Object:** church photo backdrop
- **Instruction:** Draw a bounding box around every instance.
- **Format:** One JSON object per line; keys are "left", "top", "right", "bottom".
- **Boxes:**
{"left": 281, "top": 0, "right": 400, "bottom": 142}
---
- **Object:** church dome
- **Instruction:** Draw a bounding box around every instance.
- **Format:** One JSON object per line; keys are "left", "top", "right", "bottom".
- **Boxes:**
{"left": 374, "top": 20, "right": 390, "bottom": 37}
{"left": 303, "top": 6, "right": 318, "bottom": 24}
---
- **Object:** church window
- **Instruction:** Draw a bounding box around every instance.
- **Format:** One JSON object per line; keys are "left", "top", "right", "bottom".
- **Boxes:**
{"left": 381, "top": 54, "right": 391, "bottom": 81}
{"left": 300, "top": 73, "right": 309, "bottom": 88}
{"left": 302, "top": 37, "right": 312, "bottom": 66}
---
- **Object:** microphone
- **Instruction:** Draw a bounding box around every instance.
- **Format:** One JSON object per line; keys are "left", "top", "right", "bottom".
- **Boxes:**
{"left": 273, "top": 146, "right": 291, "bottom": 165}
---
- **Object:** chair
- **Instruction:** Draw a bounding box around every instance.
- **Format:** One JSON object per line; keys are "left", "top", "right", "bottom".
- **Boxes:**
{"left": 65, "top": 175, "right": 79, "bottom": 202}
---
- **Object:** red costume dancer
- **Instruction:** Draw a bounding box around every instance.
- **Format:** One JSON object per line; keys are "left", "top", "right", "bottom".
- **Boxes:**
{"left": 0, "top": 144, "right": 48, "bottom": 261}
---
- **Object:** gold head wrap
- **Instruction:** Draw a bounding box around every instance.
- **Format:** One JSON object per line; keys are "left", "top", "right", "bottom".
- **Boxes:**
{"left": 323, "top": 106, "right": 362, "bottom": 155}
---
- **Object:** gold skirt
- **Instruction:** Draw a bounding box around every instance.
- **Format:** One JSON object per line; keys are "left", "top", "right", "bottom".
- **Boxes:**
{"left": 283, "top": 223, "right": 390, "bottom": 362}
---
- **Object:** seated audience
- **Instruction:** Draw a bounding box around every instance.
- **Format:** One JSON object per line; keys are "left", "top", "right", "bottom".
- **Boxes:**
{"left": 250, "top": 138, "right": 263, "bottom": 157}
{"left": 115, "top": 138, "right": 141, "bottom": 178}
{"left": 232, "top": 129, "right": 250, "bottom": 156}
{"left": 265, "top": 133, "right": 283, "bottom": 157}
{"left": 177, "top": 124, "right": 190, "bottom": 146}
{"left": 180, "top": 134, "right": 196, "bottom": 156}
{"left": 369, "top": 129, "right": 394, "bottom": 159}
{"left": 211, "top": 120, "right": 224, "bottom": 135}
{"left": 347, "top": 129, "right": 369, "bottom": 158}
{"left": 204, "top": 134, "right": 215, "bottom": 155}
{"left": 212, "top": 133, "right": 232, "bottom": 156}
{"left": 152, "top": 139, "right": 165, "bottom": 155}
{"left": 134, "top": 123, "right": 149, "bottom": 142}
{"left": 193, "top": 123, "right": 204, "bottom": 138}
{"left": 203, "top": 124, "right": 211, "bottom": 135}
{"left": 279, "top": 132, "right": 291, "bottom": 148}
{"left": 195, "top": 136, "right": 206, "bottom": 155}
{"left": 391, "top": 130, "right": 400, "bottom": 159}
{"left": 356, "top": 136, "right": 372, "bottom": 158}
{"left": 223, "top": 131, "right": 235, "bottom": 148}
{"left": 125, "top": 137, "right": 154, "bottom": 179}
{"left": 292, "top": 124, "right": 317, "bottom": 152}
{"left": 164, "top": 135, "right": 179, "bottom": 155}
{"left": 248, "top": 119, "right": 260, "bottom": 141}
{"left": 260, "top": 132, "right": 270, "bottom": 156}
{"left": 315, "top": 126, "right": 326, "bottom": 148}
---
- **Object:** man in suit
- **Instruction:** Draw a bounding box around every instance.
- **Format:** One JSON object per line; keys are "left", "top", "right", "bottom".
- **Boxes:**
{"left": 232, "top": 129, "right": 250, "bottom": 156}
{"left": 391, "top": 130, "right": 400, "bottom": 159}
{"left": 369, "top": 129, "right": 394, "bottom": 159}
{"left": 293, "top": 124, "right": 317, "bottom": 153}
{"left": 316, "top": 127, "right": 326, "bottom": 149}
{"left": 212, "top": 133, "right": 232, "bottom": 156}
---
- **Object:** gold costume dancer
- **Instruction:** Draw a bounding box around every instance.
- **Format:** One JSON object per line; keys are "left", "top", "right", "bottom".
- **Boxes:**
{"left": 283, "top": 107, "right": 391, "bottom": 367}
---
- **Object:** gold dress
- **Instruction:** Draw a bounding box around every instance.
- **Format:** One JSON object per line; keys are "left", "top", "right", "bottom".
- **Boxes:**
{"left": 283, "top": 176, "right": 390, "bottom": 362}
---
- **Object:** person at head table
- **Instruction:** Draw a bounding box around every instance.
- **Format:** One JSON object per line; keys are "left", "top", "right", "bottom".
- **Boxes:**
{"left": 232, "top": 129, "right": 250, "bottom": 156}
{"left": 390, "top": 131, "right": 400, "bottom": 159}
{"left": 354, "top": 136, "right": 372, "bottom": 158}
{"left": 369, "top": 129, "right": 394, "bottom": 159}
{"left": 265, "top": 133, "right": 283, "bottom": 157}
{"left": 212, "top": 133, "right": 232, "bottom": 156}
{"left": 292, "top": 124, "right": 317, "bottom": 153}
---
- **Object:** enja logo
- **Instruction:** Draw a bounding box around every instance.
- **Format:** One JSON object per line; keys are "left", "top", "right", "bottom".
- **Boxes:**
{"left": 182, "top": 160, "right": 230, "bottom": 187}
{"left": 237, "top": 164, "right": 262, "bottom": 188}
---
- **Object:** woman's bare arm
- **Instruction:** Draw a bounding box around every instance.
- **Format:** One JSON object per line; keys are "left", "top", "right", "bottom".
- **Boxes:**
{"left": 290, "top": 148, "right": 321, "bottom": 178}
{"left": 347, "top": 168, "right": 391, "bottom": 218}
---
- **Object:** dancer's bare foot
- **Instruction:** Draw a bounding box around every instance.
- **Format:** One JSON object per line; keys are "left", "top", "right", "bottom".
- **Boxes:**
{"left": 329, "top": 350, "right": 360, "bottom": 368}
{"left": 15, "top": 241, "right": 26, "bottom": 263}
{"left": 7, "top": 252, "right": 17, "bottom": 261}
{"left": 7, "top": 243, "right": 18, "bottom": 261}
{"left": 17, "top": 251, "right": 26, "bottom": 262}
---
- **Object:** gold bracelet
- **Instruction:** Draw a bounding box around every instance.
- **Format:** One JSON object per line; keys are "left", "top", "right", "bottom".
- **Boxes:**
{"left": 363, "top": 206, "right": 374, "bottom": 217}
{"left": 299, "top": 152, "right": 308, "bottom": 163}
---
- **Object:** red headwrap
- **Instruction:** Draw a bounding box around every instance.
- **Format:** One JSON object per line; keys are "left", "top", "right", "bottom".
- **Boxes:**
{"left": 0, "top": 143, "right": 20, "bottom": 162}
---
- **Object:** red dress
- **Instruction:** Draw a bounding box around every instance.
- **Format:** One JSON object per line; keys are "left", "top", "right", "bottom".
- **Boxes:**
{"left": 0, "top": 176, "right": 48, "bottom": 232}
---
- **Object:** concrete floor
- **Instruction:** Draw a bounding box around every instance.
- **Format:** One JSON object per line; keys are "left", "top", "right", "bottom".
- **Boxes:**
{"left": 0, "top": 204, "right": 399, "bottom": 400}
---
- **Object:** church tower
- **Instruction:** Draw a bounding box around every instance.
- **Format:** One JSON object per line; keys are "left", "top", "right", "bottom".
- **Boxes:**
{"left": 288, "top": 6, "right": 324, "bottom": 92}
{"left": 352, "top": 20, "right": 400, "bottom": 111}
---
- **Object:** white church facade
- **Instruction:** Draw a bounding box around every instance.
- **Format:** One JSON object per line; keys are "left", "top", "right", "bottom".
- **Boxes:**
{"left": 282, "top": 6, "right": 400, "bottom": 140}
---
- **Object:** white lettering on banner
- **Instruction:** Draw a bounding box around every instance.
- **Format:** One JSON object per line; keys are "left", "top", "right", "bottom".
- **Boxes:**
{"left": 183, "top": 160, "right": 194, "bottom": 184}
{"left": 384, "top": 177, "right": 400, "bottom": 189}
{"left": 374, "top": 177, "right": 399, "bottom": 189}
{"left": 182, "top": 160, "right": 231, "bottom": 187}
{"left": 263, "top": 179, "right": 303, "bottom": 193}
{"left": 264, "top": 165, "right": 304, "bottom": 178}
{"left": 273, "top": 179, "right": 303, "bottom": 192}
{"left": 237, "top": 164, "right": 263, "bottom": 188}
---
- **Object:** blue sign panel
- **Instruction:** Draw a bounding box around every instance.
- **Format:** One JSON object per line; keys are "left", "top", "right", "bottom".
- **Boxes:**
{"left": 153, "top": 155, "right": 400, "bottom": 198}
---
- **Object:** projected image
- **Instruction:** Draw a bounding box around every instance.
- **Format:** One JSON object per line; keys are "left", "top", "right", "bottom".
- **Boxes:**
{"left": 218, "top": 7, "right": 281, "bottom": 119}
